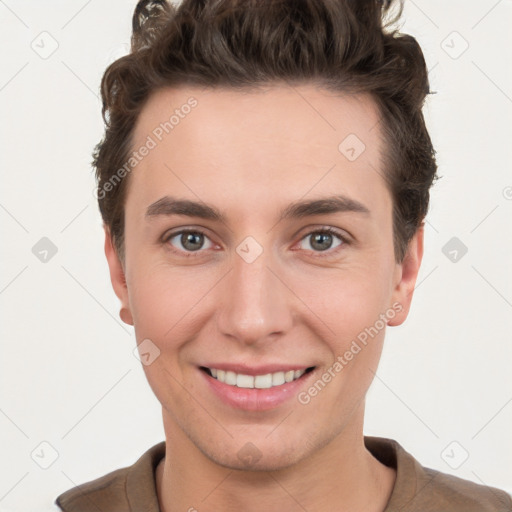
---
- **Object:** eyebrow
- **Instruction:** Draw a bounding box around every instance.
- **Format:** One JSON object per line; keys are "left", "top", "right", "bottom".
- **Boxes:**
{"left": 145, "top": 194, "right": 370, "bottom": 223}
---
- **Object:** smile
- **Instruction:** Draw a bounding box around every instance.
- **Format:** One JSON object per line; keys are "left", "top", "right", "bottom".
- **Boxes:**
{"left": 199, "top": 364, "right": 317, "bottom": 411}
{"left": 201, "top": 366, "right": 315, "bottom": 389}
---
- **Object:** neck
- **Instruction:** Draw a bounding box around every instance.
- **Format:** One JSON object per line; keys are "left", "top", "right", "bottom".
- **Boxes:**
{"left": 156, "top": 404, "right": 396, "bottom": 512}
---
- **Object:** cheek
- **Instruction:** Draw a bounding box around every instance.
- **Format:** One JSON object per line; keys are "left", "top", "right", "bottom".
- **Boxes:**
{"left": 128, "top": 261, "right": 195, "bottom": 335}
{"left": 290, "top": 262, "right": 394, "bottom": 348}
{"left": 291, "top": 269, "right": 393, "bottom": 422}
{"left": 127, "top": 261, "right": 224, "bottom": 365}
{"left": 126, "top": 265, "right": 211, "bottom": 408}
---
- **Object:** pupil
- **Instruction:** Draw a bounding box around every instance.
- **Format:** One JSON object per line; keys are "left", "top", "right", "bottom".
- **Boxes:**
{"left": 311, "top": 233, "right": 332, "bottom": 251}
{"left": 182, "top": 232, "right": 203, "bottom": 251}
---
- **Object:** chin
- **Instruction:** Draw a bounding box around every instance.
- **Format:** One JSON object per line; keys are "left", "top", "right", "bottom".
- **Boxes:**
{"left": 205, "top": 446, "right": 302, "bottom": 472}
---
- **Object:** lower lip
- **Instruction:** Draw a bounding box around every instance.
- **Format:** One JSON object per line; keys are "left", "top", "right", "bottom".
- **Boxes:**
{"left": 200, "top": 368, "right": 316, "bottom": 411}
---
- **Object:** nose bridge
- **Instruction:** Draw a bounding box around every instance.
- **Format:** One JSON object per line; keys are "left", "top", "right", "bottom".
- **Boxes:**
{"left": 216, "top": 245, "right": 293, "bottom": 344}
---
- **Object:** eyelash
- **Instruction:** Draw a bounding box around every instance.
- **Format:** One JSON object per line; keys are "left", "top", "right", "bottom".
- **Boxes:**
{"left": 162, "top": 226, "right": 349, "bottom": 258}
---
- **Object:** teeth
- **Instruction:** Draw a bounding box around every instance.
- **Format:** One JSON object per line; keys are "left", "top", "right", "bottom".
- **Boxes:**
{"left": 236, "top": 374, "right": 254, "bottom": 388}
{"left": 272, "top": 372, "right": 285, "bottom": 386}
{"left": 284, "top": 370, "right": 295, "bottom": 383}
{"left": 254, "top": 374, "right": 272, "bottom": 389}
{"left": 225, "top": 371, "right": 237, "bottom": 385}
{"left": 208, "top": 368, "right": 308, "bottom": 388}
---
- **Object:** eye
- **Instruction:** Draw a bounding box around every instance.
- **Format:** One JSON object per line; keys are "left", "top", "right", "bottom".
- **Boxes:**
{"left": 164, "top": 229, "right": 214, "bottom": 254}
{"left": 297, "top": 227, "right": 346, "bottom": 254}
{"left": 162, "top": 226, "right": 348, "bottom": 258}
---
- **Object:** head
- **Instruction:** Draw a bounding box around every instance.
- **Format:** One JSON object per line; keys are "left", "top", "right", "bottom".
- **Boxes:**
{"left": 98, "top": 0, "right": 437, "bottom": 470}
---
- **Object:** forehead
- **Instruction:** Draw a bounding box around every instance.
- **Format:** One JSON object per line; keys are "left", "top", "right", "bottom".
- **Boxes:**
{"left": 128, "top": 83, "right": 387, "bottom": 218}
{"left": 133, "top": 83, "right": 382, "bottom": 156}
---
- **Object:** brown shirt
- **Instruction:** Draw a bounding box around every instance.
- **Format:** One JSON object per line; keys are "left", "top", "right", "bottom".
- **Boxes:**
{"left": 55, "top": 436, "right": 512, "bottom": 511}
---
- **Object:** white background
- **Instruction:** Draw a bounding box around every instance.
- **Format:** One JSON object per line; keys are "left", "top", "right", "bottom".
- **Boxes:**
{"left": 1, "top": 0, "right": 511, "bottom": 510}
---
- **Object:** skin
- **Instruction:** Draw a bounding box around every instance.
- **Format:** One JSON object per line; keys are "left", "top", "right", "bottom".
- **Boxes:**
{"left": 105, "top": 83, "right": 423, "bottom": 512}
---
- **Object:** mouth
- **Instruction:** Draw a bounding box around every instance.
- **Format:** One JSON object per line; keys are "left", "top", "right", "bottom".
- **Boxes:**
{"left": 199, "top": 366, "right": 316, "bottom": 389}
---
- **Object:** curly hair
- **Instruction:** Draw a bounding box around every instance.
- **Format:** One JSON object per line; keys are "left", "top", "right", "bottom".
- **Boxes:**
{"left": 93, "top": 0, "right": 438, "bottom": 262}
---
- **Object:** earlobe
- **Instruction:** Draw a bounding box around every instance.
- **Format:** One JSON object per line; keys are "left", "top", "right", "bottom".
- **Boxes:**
{"left": 388, "top": 225, "right": 424, "bottom": 327}
{"left": 104, "top": 227, "right": 134, "bottom": 326}
{"left": 119, "top": 306, "right": 133, "bottom": 325}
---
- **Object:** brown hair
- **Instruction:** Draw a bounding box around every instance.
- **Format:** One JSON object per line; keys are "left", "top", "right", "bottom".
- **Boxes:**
{"left": 94, "top": 0, "right": 437, "bottom": 262}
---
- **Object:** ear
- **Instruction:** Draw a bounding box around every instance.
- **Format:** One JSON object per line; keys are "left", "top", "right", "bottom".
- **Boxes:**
{"left": 388, "top": 225, "right": 424, "bottom": 327}
{"left": 104, "top": 226, "right": 133, "bottom": 326}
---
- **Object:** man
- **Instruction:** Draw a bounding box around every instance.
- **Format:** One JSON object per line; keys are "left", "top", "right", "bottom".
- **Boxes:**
{"left": 55, "top": 0, "right": 512, "bottom": 510}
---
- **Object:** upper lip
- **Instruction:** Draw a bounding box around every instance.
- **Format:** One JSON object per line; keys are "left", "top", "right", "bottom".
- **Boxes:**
{"left": 199, "top": 363, "right": 315, "bottom": 376}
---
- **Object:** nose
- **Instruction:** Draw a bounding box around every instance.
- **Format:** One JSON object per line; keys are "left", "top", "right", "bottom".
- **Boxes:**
{"left": 216, "top": 249, "right": 294, "bottom": 346}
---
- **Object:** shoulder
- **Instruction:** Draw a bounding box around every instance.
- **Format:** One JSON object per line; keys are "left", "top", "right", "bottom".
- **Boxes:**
{"left": 418, "top": 464, "right": 512, "bottom": 511}
{"left": 55, "top": 466, "right": 130, "bottom": 512}
{"left": 54, "top": 441, "right": 165, "bottom": 512}
{"left": 365, "top": 436, "right": 512, "bottom": 512}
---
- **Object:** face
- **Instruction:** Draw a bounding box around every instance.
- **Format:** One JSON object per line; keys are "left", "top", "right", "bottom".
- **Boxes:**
{"left": 105, "top": 83, "right": 423, "bottom": 470}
